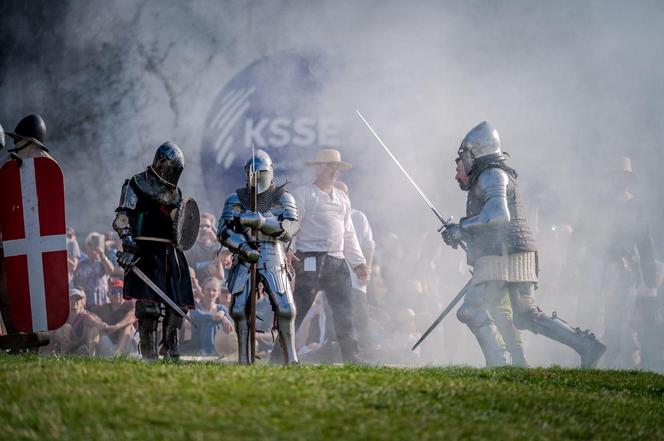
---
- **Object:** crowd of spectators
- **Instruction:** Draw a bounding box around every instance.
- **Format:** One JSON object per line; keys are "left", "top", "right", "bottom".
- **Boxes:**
{"left": 38, "top": 199, "right": 423, "bottom": 365}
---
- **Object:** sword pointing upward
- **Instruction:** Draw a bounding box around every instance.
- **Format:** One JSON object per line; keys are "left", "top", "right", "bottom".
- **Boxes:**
{"left": 356, "top": 110, "right": 452, "bottom": 232}
{"left": 357, "top": 110, "right": 470, "bottom": 351}
{"left": 131, "top": 264, "right": 199, "bottom": 329}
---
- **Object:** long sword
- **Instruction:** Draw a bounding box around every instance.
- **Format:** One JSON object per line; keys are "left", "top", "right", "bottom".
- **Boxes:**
{"left": 357, "top": 110, "right": 469, "bottom": 350}
{"left": 131, "top": 265, "right": 199, "bottom": 329}
{"left": 356, "top": 109, "right": 452, "bottom": 232}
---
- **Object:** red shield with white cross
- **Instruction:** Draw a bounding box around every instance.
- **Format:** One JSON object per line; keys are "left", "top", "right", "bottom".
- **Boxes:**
{"left": 0, "top": 157, "right": 69, "bottom": 332}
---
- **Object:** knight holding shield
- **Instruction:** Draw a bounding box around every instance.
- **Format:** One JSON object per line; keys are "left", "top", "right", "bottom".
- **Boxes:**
{"left": 112, "top": 142, "right": 199, "bottom": 359}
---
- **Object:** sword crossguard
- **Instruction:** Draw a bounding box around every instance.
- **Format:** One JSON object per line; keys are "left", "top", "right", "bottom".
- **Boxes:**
{"left": 436, "top": 216, "right": 454, "bottom": 232}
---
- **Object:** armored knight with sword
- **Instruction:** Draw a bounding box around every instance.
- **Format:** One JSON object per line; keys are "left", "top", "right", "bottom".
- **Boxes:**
{"left": 217, "top": 149, "right": 300, "bottom": 365}
{"left": 112, "top": 141, "right": 200, "bottom": 359}
{"left": 356, "top": 111, "right": 606, "bottom": 368}
{"left": 440, "top": 121, "right": 606, "bottom": 367}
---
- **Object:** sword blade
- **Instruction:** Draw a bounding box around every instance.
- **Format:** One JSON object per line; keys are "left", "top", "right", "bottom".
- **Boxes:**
{"left": 131, "top": 266, "right": 199, "bottom": 329}
{"left": 356, "top": 109, "right": 447, "bottom": 226}
{"left": 411, "top": 281, "right": 470, "bottom": 351}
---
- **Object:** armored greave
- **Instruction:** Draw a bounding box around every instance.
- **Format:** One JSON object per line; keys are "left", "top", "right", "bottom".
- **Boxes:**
{"left": 231, "top": 288, "right": 251, "bottom": 365}
{"left": 269, "top": 290, "right": 299, "bottom": 365}
{"left": 472, "top": 323, "right": 509, "bottom": 367}
{"left": 457, "top": 283, "right": 508, "bottom": 367}
{"left": 490, "top": 288, "right": 528, "bottom": 367}
{"left": 509, "top": 283, "right": 606, "bottom": 368}
{"left": 161, "top": 307, "right": 183, "bottom": 359}
{"left": 529, "top": 312, "right": 606, "bottom": 368}
{"left": 135, "top": 301, "right": 160, "bottom": 359}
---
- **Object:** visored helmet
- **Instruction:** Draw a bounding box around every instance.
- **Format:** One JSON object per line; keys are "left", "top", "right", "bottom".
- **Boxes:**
{"left": 151, "top": 141, "right": 185, "bottom": 187}
{"left": 457, "top": 121, "right": 501, "bottom": 173}
{"left": 244, "top": 149, "right": 274, "bottom": 194}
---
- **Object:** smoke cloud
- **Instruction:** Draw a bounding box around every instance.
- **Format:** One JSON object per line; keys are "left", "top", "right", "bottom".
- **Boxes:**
{"left": 1, "top": 0, "right": 663, "bottom": 367}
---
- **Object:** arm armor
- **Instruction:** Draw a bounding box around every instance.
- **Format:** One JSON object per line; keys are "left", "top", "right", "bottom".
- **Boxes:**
{"left": 217, "top": 193, "right": 248, "bottom": 253}
{"left": 218, "top": 215, "right": 258, "bottom": 263}
{"left": 117, "top": 179, "right": 139, "bottom": 211}
{"left": 260, "top": 191, "right": 300, "bottom": 241}
{"left": 221, "top": 192, "right": 242, "bottom": 224}
{"left": 460, "top": 168, "right": 510, "bottom": 233}
{"left": 112, "top": 180, "right": 138, "bottom": 251}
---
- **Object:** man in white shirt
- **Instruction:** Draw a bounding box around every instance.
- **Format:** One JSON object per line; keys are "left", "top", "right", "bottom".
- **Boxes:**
{"left": 335, "top": 180, "right": 376, "bottom": 351}
{"left": 291, "top": 149, "right": 369, "bottom": 363}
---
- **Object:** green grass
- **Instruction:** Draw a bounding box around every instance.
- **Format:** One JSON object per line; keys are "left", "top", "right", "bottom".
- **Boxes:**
{"left": 1, "top": 355, "right": 663, "bottom": 440}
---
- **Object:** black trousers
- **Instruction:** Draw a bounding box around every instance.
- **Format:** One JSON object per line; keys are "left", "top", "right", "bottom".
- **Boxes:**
{"left": 293, "top": 252, "right": 358, "bottom": 359}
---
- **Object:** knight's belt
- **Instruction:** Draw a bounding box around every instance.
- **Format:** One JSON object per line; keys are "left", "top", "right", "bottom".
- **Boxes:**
{"left": 135, "top": 236, "right": 172, "bottom": 244}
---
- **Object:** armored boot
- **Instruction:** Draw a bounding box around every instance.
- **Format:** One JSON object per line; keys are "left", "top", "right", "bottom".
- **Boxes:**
{"left": 136, "top": 302, "right": 160, "bottom": 360}
{"left": 161, "top": 308, "right": 184, "bottom": 360}
{"left": 472, "top": 323, "right": 509, "bottom": 367}
{"left": 530, "top": 312, "right": 607, "bottom": 368}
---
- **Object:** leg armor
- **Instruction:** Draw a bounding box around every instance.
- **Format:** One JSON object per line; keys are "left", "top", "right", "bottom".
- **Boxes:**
{"left": 456, "top": 282, "right": 508, "bottom": 367}
{"left": 489, "top": 287, "right": 529, "bottom": 367}
{"left": 161, "top": 307, "right": 184, "bottom": 359}
{"left": 135, "top": 301, "right": 160, "bottom": 359}
{"left": 266, "top": 287, "right": 299, "bottom": 365}
{"left": 230, "top": 287, "right": 250, "bottom": 365}
{"left": 509, "top": 282, "right": 607, "bottom": 368}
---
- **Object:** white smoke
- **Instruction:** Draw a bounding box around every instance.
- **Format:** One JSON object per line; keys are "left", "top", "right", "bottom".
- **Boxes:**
{"left": 1, "top": 0, "right": 663, "bottom": 367}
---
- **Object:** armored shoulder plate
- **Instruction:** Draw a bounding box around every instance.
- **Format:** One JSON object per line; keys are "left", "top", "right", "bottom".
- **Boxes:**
{"left": 476, "top": 168, "right": 509, "bottom": 202}
{"left": 221, "top": 192, "right": 242, "bottom": 222}
{"left": 117, "top": 179, "right": 138, "bottom": 211}
{"left": 462, "top": 168, "right": 510, "bottom": 233}
{"left": 278, "top": 190, "right": 298, "bottom": 221}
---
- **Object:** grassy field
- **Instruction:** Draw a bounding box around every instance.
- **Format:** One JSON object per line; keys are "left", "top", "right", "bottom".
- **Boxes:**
{"left": 1, "top": 355, "right": 663, "bottom": 440}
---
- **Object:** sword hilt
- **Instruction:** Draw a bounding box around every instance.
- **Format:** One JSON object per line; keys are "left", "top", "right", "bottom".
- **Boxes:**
{"left": 436, "top": 216, "right": 454, "bottom": 232}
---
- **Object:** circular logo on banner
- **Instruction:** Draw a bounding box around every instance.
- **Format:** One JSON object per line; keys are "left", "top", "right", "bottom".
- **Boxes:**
{"left": 201, "top": 52, "right": 353, "bottom": 205}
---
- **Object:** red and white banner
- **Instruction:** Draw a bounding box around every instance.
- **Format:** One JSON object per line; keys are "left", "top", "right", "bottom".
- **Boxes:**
{"left": 0, "top": 157, "right": 69, "bottom": 332}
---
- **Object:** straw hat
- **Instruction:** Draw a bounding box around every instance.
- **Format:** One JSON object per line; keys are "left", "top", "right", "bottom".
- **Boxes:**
{"left": 305, "top": 148, "right": 352, "bottom": 170}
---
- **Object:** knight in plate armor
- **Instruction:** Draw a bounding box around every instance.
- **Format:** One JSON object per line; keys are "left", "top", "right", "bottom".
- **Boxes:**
{"left": 112, "top": 141, "right": 196, "bottom": 359}
{"left": 442, "top": 121, "right": 606, "bottom": 367}
{"left": 217, "top": 149, "right": 299, "bottom": 365}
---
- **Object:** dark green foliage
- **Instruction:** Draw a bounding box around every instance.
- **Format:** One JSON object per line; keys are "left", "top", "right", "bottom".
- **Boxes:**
{"left": 1, "top": 355, "right": 663, "bottom": 440}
